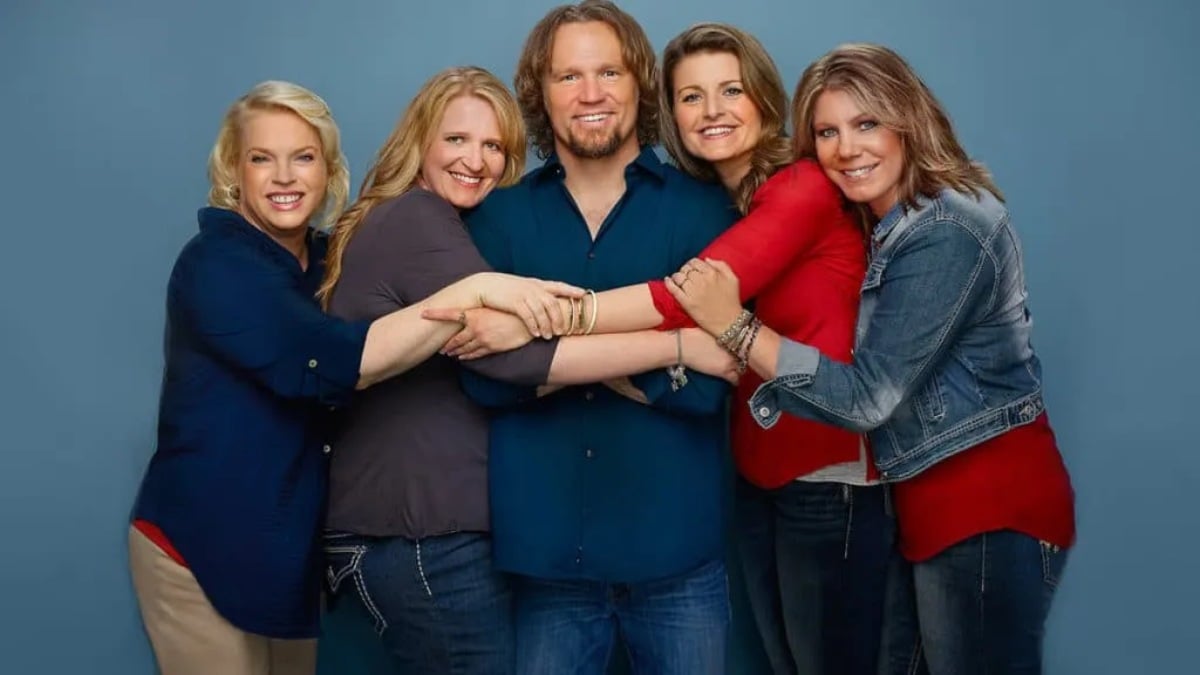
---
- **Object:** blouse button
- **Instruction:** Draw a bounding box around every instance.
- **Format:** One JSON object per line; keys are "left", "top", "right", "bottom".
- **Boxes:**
{"left": 322, "top": 444, "right": 332, "bottom": 454}
{"left": 308, "top": 359, "right": 318, "bottom": 368}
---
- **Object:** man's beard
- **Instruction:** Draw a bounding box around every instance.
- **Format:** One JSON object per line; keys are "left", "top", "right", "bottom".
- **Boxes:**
{"left": 561, "top": 126, "right": 630, "bottom": 160}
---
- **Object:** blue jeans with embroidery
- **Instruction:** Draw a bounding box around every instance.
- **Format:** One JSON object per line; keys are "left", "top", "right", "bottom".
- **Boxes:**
{"left": 512, "top": 558, "right": 729, "bottom": 675}
{"left": 879, "top": 530, "right": 1069, "bottom": 675}
{"left": 736, "top": 478, "right": 894, "bottom": 675}
{"left": 323, "top": 531, "right": 514, "bottom": 674}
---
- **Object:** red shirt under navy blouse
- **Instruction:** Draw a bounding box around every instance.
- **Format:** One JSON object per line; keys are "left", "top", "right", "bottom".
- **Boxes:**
{"left": 133, "top": 207, "right": 369, "bottom": 638}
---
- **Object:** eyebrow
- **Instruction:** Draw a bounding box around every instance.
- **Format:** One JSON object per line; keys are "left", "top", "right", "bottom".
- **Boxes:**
{"left": 245, "top": 146, "right": 318, "bottom": 155}
{"left": 677, "top": 79, "right": 743, "bottom": 91}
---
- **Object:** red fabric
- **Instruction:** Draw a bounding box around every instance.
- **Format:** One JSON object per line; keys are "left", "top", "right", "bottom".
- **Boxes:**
{"left": 133, "top": 519, "right": 188, "bottom": 567}
{"left": 892, "top": 413, "right": 1076, "bottom": 562}
{"left": 649, "top": 160, "right": 869, "bottom": 487}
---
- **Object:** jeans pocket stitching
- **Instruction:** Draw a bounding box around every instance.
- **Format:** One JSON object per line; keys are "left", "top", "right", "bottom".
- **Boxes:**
{"left": 1039, "top": 540, "right": 1063, "bottom": 589}
{"left": 324, "top": 545, "right": 366, "bottom": 594}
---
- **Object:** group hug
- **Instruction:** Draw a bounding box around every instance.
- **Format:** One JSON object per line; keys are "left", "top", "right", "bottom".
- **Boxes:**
{"left": 127, "top": 1, "right": 1076, "bottom": 674}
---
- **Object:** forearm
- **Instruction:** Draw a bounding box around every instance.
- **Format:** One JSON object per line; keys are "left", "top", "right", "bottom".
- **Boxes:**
{"left": 554, "top": 284, "right": 664, "bottom": 335}
{"left": 545, "top": 331, "right": 675, "bottom": 385}
{"left": 357, "top": 274, "right": 484, "bottom": 388}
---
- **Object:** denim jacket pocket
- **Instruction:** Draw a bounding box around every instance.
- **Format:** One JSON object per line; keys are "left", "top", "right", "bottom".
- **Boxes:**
{"left": 915, "top": 374, "right": 947, "bottom": 424}
{"left": 1039, "top": 540, "right": 1068, "bottom": 589}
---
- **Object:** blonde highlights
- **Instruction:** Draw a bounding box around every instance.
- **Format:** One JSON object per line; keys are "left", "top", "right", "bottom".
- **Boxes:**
{"left": 316, "top": 66, "right": 525, "bottom": 307}
{"left": 514, "top": 0, "right": 659, "bottom": 160}
{"left": 659, "top": 23, "right": 792, "bottom": 213}
{"left": 793, "top": 43, "right": 1001, "bottom": 219}
{"left": 207, "top": 80, "right": 350, "bottom": 231}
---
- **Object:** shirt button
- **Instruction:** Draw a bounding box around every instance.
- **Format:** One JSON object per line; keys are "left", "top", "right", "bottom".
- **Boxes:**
{"left": 584, "top": 391, "right": 594, "bottom": 401}
{"left": 322, "top": 444, "right": 332, "bottom": 454}
{"left": 758, "top": 406, "right": 771, "bottom": 418}
{"left": 585, "top": 449, "right": 594, "bottom": 459}
{"left": 308, "top": 359, "right": 318, "bottom": 368}
{"left": 587, "top": 252, "right": 596, "bottom": 259}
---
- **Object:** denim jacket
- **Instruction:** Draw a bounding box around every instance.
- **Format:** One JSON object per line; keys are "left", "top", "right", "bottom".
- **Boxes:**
{"left": 748, "top": 188, "right": 1044, "bottom": 481}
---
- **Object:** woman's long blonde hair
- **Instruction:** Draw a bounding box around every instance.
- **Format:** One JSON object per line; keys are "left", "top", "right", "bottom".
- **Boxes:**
{"left": 317, "top": 66, "right": 526, "bottom": 307}
{"left": 207, "top": 80, "right": 350, "bottom": 231}
{"left": 792, "top": 43, "right": 1002, "bottom": 221}
{"left": 659, "top": 23, "right": 792, "bottom": 214}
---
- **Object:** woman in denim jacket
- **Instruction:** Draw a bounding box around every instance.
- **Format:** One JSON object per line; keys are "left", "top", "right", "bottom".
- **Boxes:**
{"left": 667, "top": 43, "right": 1076, "bottom": 674}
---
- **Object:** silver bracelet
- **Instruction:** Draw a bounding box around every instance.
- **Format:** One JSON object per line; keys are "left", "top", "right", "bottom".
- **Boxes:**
{"left": 667, "top": 329, "right": 689, "bottom": 392}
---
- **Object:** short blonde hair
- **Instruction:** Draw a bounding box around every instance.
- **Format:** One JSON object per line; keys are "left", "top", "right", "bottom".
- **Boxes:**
{"left": 793, "top": 43, "right": 1001, "bottom": 216}
{"left": 207, "top": 80, "right": 350, "bottom": 231}
{"left": 317, "top": 66, "right": 526, "bottom": 307}
{"left": 659, "top": 23, "right": 792, "bottom": 214}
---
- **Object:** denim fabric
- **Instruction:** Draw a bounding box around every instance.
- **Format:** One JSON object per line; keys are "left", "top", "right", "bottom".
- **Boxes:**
{"left": 737, "top": 479, "right": 893, "bottom": 675}
{"left": 878, "top": 530, "right": 1068, "bottom": 675}
{"left": 750, "top": 189, "right": 1046, "bottom": 481}
{"left": 512, "top": 559, "right": 729, "bottom": 675}
{"left": 323, "top": 531, "right": 514, "bottom": 675}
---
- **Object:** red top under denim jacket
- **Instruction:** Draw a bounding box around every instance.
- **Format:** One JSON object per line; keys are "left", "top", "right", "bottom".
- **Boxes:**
{"left": 650, "top": 160, "right": 871, "bottom": 487}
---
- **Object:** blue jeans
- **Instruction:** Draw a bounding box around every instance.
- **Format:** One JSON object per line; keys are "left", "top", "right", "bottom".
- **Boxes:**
{"left": 512, "top": 559, "right": 729, "bottom": 675}
{"left": 323, "top": 531, "right": 514, "bottom": 674}
{"left": 879, "top": 530, "right": 1069, "bottom": 675}
{"left": 736, "top": 478, "right": 895, "bottom": 675}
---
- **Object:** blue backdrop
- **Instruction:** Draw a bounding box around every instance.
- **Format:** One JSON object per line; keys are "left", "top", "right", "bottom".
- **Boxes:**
{"left": 2, "top": 0, "right": 1197, "bottom": 673}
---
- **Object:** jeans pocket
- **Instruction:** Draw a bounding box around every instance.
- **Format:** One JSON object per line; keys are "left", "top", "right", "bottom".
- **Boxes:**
{"left": 323, "top": 533, "right": 389, "bottom": 635}
{"left": 1039, "top": 540, "right": 1068, "bottom": 589}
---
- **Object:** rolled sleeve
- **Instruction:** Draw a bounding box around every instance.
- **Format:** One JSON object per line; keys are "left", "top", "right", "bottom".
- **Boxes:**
{"left": 629, "top": 369, "right": 728, "bottom": 416}
{"left": 748, "top": 338, "right": 820, "bottom": 429}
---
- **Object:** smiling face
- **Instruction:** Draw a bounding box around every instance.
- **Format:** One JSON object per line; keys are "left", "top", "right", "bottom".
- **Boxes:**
{"left": 235, "top": 108, "right": 328, "bottom": 245}
{"left": 811, "top": 88, "right": 904, "bottom": 218}
{"left": 417, "top": 95, "right": 507, "bottom": 210}
{"left": 543, "top": 21, "right": 639, "bottom": 161}
{"left": 671, "top": 50, "right": 762, "bottom": 189}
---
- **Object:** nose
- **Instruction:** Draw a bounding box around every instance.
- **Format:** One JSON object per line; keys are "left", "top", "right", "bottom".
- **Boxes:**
{"left": 580, "top": 75, "right": 604, "bottom": 103}
{"left": 702, "top": 95, "right": 722, "bottom": 120}
{"left": 273, "top": 160, "right": 295, "bottom": 185}
{"left": 462, "top": 144, "right": 485, "bottom": 173}
{"left": 836, "top": 131, "right": 860, "bottom": 159}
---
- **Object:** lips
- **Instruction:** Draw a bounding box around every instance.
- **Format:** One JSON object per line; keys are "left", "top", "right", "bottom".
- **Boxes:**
{"left": 841, "top": 164, "right": 877, "bottom": 180}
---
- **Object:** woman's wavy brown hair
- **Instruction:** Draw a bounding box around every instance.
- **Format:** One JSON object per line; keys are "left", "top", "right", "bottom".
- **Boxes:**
{"left": 792, "top": 42, "right": 1002, "bottom": 222}
{"left": 659, "top": 23, "right": 792, "bottom": 214}
{"left": 316, "top": 66, "right": 525, "bottom": 307}
{"left": 513, "top": 0, "right": 659, "bottom": 160}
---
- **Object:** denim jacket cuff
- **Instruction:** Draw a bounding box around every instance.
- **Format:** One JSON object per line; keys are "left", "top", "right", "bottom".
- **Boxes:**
{"left": 748, "top": 339, "right": 819, "bottom": 429}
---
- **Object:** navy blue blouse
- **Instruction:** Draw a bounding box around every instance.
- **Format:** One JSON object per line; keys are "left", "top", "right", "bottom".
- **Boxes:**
{"left": 134, "top": 207, "right": 369, "bottom": 637}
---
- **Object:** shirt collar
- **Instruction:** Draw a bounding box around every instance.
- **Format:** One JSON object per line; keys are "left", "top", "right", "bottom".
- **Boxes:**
{"left": 198, "top": 207, "right": 319, "bottom": 276}
{"left": 533, "top": 146, "right": 667, "bottom": 184}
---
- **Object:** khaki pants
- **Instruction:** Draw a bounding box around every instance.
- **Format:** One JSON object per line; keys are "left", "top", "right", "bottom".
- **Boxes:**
{"left": 128, "top": 526, "right": 317, "bottom": 675}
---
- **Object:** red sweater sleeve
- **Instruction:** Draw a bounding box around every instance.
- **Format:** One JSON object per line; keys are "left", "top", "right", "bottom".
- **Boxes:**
{"left": 649, "top": 160, "right": 847, "bottom": 329}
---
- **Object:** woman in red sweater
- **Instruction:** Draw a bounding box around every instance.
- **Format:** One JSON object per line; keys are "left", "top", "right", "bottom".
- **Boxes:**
{"left": 432, "top": 23, "right": 891, "bottom": 675}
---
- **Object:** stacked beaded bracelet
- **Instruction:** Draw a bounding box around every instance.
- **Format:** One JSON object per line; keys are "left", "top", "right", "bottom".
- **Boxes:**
{"left": 716, "top": 309, "right": 763, "bottom": 375}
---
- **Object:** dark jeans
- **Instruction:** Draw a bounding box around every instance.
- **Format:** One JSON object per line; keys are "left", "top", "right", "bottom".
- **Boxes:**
{"left": 512, "top": 559, "right": 729, "bottom": 675}
{"left": 879, "top": 530, "right": 1069, "bottom": 675}
{"left": 736, "top": 478, "right": 895, "bottom": 675}
{"left": 323, "top": 531, "right": 514, "bottom": 675}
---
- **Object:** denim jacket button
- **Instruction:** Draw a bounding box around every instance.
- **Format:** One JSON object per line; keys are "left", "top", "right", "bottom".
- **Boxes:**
{"left": 758, "top": 406, "right": 771, "bottom": 418}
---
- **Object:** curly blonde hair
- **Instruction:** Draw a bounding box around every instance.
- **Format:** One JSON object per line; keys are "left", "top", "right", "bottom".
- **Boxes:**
{"left": 207, "top": 80, "right": 349, "bottom": 231}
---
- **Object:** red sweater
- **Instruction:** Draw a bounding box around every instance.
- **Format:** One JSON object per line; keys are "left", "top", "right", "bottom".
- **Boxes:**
{"left": 893, "top": 413, "right": 1076, "bottom": 561}
{"left": 650, "top": 160, "right": 869, "bottom": 488}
